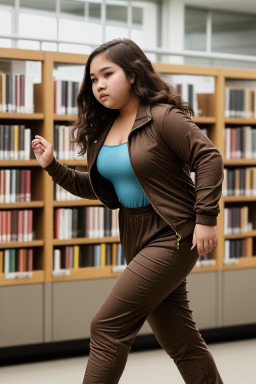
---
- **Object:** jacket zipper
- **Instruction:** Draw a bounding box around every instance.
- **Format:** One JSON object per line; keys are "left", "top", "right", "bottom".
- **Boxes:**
{"left": 88, "top": 165, "right": 110, "bottom": 207}
{"left": 127, "top": 118, "right": 182, "bottom": 250}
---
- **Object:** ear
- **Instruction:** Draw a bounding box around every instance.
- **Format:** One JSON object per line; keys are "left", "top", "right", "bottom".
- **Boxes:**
{"left": 129, "top": 73, "right": 135, "bottom": 84}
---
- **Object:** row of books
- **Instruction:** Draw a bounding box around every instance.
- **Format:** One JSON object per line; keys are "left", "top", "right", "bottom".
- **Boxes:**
{"left": 0, "top": 169, "right": 31, "bottom": 203}
{"left": 54, "top": 207, "right": 119, "bottom": 239}
{"left": 53, "top": 243, "right": 125, "bottom": 271}
{"left": 0, "top": 73, "right": 34, "bottom": 113}
{"left": 0, "top": 209, "right": 33, "bottom": 242}
{"left": 223, "top": 168, "right": 256, "bottom": 196}
{"left": 224, "top": 206, "right": 253, "bottom": 235}
{"left": 54, "top": 182, "right": 83, "bottom": 201}
{"left": 175, "top": 83, "right": 198, "bottom": 113}
{"left": 0, "top": 125, "right": 31, "bottom": 160}
{"left": 54, "top": 80, "right": 80, "bottom": 115}
{"left": 224, "top": 238, "right": 253, "bottom": 259}
{"left": 225, "top": 126, "right": 256, "bottom": 159}
{"left": 225, "top": 87, "right": 256, "bottom": 118}
{"left": 2, "top": 248, "right": 33, "bottom": 274}
{"left": 53, "top": 125, "right": 87, "bottom": 160}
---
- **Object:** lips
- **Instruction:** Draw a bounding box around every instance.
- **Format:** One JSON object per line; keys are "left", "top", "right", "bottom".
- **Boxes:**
{"left": 100, "top": 93, "right": 108, "bottom": 100}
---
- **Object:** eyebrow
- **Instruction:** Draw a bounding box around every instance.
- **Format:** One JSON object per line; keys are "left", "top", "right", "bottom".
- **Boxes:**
{"left": 90, "top": 66, "right": 113, "bottom": 77}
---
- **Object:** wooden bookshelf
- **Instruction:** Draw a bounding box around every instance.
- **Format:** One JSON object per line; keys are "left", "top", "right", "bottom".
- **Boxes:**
{"left": 53, "top": 200, "right": 103, "bottom": 207}
{"left": 1, "top": 47, "right": 256, "bottom": 287}
{"left": 0, "top": 240, "right": 44, "bottom": 249}
{"left": 0, "top": 113, "right": 44, "bottom": 120}
{"left": 221, "top": 66, "right": 256, "bottom": 270}
{"left": 52, "top": 237, "right": 120, "bottom": 246}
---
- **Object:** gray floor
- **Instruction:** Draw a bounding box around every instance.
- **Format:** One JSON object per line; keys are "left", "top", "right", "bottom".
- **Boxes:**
{"left": 0, "top": 338, "right": 255, "bottom": 383}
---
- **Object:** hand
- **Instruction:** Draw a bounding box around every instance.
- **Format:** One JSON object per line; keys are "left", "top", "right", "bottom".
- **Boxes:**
{"left": 191, "top": 224, "right": 217, "bottom": 256}
{"left": 31, "top": 135, "right": 54, "bottom": 169}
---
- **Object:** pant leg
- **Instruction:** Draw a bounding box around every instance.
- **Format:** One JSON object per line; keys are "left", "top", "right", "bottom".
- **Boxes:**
{"left": 147, "top": 279, "right": 224, "bottom": 384}
{"left": 82, "top": 233, "right": 215, "bottom": 384}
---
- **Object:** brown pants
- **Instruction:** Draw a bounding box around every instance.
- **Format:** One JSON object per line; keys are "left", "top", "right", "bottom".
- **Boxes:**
{"left": 83, "top": 204, "right": 223, "bottom": 384}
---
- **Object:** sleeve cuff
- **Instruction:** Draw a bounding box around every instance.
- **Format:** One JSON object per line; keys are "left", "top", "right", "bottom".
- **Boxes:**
{"left": 43, "top": 157, "right": 59, "bottom": 176}
{"left": 195, "top": 214, "right": 217, "bottom": 226}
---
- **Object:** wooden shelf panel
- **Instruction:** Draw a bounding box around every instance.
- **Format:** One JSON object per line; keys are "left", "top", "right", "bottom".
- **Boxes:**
{"left": 1, "top": 201, "right": 44, "bottom": 208}
{"left": 53, "top": 199, "right": 102, "bottom": 207}
{"left": 54, "top": 115, "right": 217, "bottom": 125}
{"left": 223, "top": 257, "right": 256, "bottom": 269}
{"left": 52, "top": 51, "right": 88, "bottom": 64}
{"left": 192, "top": 116, "right": 216, "bottom": 124}
{"left": 224, "top": 159, "right": 256, "bottom": 166}
{"left": 0, "top": 160, "right": 39, "bottom": 166}
{"left": 225, "top": 118, "right": 256, "bottom": 125}
{"left": 0, "top": 240, "right": 44, "bottom": 249}
{"left": 0, "top": 48, "right": 44, "bottom": 61}
{"left": 0, "top": 270, "right": 44, "bottom": 286}
{"left": 192, "top": 264, "right": 218, "bottom": 273}
{"left": 53, "top": 237, "right": 120, "bottom": 246}
{"left": 51, "top": 266, "right": 121, "bottom": 282}
{"left": 225, "top": 230, "right": 256, "bottom": 239}
{"left": 0, "top": 113, "right": 44, "bottom": 120}
{"left": 57, "top": 159, "right": 87, "bottom": 166}
{"left": 54, "top": 114, "right": 77, "bottom": 121}
{"left": 154, "top": 62, "right": 219, "bottom": 76}
{"left": 223, "top": 196, "right": 256, "bottom": 202}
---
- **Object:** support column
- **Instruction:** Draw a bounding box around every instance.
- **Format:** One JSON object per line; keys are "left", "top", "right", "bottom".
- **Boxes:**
{"left": 161, "top": 0, "right": 185, "bottom": 64}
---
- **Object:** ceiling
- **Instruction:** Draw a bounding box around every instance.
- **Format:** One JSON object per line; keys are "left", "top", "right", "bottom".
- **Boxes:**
{"left": 184, "top": 0, "right": 256, "bottom": 14}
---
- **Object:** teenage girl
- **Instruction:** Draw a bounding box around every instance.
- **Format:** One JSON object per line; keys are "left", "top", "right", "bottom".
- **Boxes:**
{"left": 32, "top": 38, "right": 224, "bottom": 384}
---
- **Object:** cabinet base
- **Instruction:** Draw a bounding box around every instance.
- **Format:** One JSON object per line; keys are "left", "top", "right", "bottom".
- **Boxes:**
{"left": 1, "top": 324, "right": 256, "bottom": 366}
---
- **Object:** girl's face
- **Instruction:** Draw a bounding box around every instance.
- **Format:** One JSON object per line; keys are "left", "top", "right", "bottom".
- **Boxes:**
{"left": 90, "top": 53, "right": 136, "bottom": 111}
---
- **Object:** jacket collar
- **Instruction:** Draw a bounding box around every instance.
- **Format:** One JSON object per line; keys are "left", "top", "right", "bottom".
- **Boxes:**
{"left": 132, "top": 102, "right": 152, "bottom": 130}
{"left": 89, "top": 102, "right": 152, "bottom": 169}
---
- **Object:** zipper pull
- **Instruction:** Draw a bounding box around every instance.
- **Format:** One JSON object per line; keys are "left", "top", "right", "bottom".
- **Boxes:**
{"left": 176, "top": 233, "right": 181, "bottom": 249}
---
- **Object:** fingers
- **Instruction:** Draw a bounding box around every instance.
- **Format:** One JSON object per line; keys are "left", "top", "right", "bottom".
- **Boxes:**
{"left": 31, "top": 139, "right": 44, "bottom": 153}
{"left": 197, "top": 239, "right": 217, "bottom": 256}
{"left": 32, "top": 135, "right": 49, "bottom": 147}
{"left": 191, "top": 230, "right": 197, "bottom": 250}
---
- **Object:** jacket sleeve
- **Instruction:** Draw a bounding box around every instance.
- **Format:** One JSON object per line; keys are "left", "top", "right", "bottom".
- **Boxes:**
{"left": 162, "top": 107, "right": 224, "bottom": 226}
{"left": 44, "top": 157, "right": 97, "bottom": 200}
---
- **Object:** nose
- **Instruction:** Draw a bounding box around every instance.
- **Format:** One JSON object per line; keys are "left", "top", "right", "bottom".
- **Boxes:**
{"left": 97, "top": 80, "right": 106, "bottom": 92}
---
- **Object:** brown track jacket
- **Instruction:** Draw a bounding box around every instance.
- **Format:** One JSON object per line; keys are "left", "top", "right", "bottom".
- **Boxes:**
{"left": 44, "top": 103, "right": 224, "bottom": 247}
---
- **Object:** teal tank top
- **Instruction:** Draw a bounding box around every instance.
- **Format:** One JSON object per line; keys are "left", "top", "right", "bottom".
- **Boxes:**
{"left": 96, "top": 142, "right": 150, "bottom": 208}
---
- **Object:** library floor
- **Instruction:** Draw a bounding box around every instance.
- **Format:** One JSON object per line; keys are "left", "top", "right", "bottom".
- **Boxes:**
{"left": 1, "top": 338, "right": 255, "bottom": 383}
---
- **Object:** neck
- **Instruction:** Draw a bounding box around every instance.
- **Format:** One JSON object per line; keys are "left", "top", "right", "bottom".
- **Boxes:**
{"left": 118, "top": 95, "right": 140, "bottom": 120}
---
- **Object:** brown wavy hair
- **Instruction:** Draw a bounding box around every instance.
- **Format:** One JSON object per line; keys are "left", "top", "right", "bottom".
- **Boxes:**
{"left": 72, "top": 38, "right": 194, "bottom": 156}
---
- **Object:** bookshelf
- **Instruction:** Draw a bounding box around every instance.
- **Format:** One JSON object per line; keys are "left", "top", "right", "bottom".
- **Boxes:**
{"left": 1, "top": 48, "right": 256, "bottom": 351}
{"left": 1, "top": 48, "right": 256, "bottom": 286}
{"left": 221, "top": 67, "right": 256, "bottom": 270}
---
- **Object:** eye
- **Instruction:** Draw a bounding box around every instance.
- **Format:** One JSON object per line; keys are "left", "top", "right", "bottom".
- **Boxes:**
{"left": 91, "top": 78, "right": 97, "bottom": 84}
{"left": 105, "top": 72, "right": 112, "bottom": 78}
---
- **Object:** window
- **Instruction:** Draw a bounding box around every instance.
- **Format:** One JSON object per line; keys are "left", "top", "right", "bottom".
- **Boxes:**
{"left": 212, "top": 10, "right": 256, "bottom": 56}
{"left": 60, "top": 0, "right": 85, "bottom": 17}
{"left": 89, "top": 2, "right": 101, "bottom": 19}
{"left": 0, "top": 0, "right": 14, "bottom": 5}
{"left": 20, "top": 0, "right": 56, "bottom": 12}
{"left": 106, "top": 4, "right": 127, "bottom": 23}
{"left": 132, "top": 6, "right": 143, "bottom": 25}
{"left": 185, "top": 7, "right": 207, "bottom": 51}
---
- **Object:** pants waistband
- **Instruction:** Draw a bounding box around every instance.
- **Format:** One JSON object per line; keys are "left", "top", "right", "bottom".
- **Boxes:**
{"left": 119, "top": 203, "right": 155, "bottom": 216}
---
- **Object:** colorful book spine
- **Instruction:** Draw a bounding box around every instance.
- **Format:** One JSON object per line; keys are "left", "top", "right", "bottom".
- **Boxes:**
{"left": 3, "top": 248, "right": 34, "bottom": 274}
{"left": 0, "top": 73, "right": 34, "bottom": 113}
{"left": 0, "top": 209, "right": 33, "bottom": 242}
{"left": 223, "top": 167, "right": 256, "bottom": 196}
{"left": 0, "top": 125, "right": 31, "bottom": 160}
{"left": 54, "top": 207, "right": 120, "bottom": 240}
{"left": 52, "top": 243, "right": 123, "bottom": 272}
{"left": 53, "top": 80, "right": 80, "bottom": 115}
